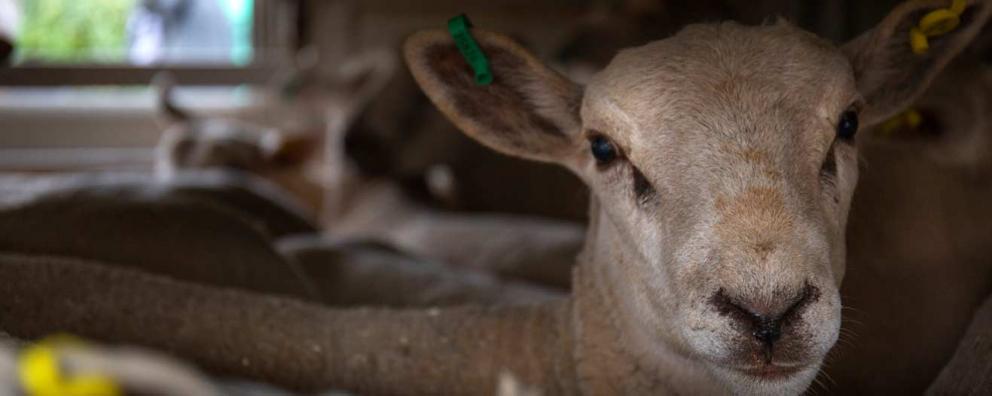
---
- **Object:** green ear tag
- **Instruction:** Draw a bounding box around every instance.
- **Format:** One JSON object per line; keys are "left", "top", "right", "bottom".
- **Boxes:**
{"left": 447, "top": 14, "right": 493, "bottom": 85}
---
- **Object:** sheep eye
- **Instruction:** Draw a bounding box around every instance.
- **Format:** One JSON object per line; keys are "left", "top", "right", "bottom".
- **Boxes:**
{"left": 837, "top": 110, "right": 859, "bottom": 140}
{"left": 590, "top": 135, "right": 619, "bottom": 164}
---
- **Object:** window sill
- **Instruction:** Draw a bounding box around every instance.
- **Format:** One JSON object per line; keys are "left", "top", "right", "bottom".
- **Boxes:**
{"left": 0, "top": 85, "right": 264, "bottom": 113}
{"left": 0, "top": 86, "right": 269, "bottom": 171}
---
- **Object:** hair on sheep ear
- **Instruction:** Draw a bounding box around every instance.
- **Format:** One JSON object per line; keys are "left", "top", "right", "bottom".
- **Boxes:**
{"left": 843, "top": 0, "right": 992, "bottom": 127}
{"left": 404, "top": 28, "right": 584, "bottom": 164}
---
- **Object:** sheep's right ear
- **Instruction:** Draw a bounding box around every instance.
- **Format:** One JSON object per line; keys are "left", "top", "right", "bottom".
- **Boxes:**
{"left": 404, "top": 29, "right": 584, "bottom": 163}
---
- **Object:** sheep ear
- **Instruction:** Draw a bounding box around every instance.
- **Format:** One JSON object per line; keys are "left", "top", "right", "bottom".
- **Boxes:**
{"left": 404, "top": 29, "right": 583, "bottom": 163}
{"left": 273, "top": 48, "right": 396, "bottom": 115}
{"left": 152, "top": 72, "right": 194, "bottom": 128}
{"left": 844, "top": 0, "right": 992, "bottom": 127}
{"left": 331, "top": 49, "right": 398, "bottom": 111}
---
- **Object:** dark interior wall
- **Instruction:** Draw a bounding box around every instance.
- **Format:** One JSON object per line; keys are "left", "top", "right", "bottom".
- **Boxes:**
{"left": 302, "top": 0, "right": 593, "bottom": 64}
{"left": 300, "top": 0, "right": 919, "bottom": 69}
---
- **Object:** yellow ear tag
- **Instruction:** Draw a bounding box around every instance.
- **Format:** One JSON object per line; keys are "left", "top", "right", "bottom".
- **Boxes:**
{"left": 905, "top": 109, "right": 924, "bottom": 129}
{"left": 18, "top": 335, "right": 122, "bottom": 396}
{"left": 949, "top": 0, "right": 968, "bottom": 15}
{"left": 910, "top": 27, "right": 931, "bottom": 54}
{"left": 911, "top": 0, "right": 968, "bottom": 55}
{"left": 920, "top": 9, "right": 961, "bottom": 36}
{"left": 879, "top": 109, "right": 924, "bottom": 137}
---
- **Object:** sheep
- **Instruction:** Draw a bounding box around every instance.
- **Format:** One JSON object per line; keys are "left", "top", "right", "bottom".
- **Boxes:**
{"left": 153, "top": 49, "right": 396, "bottom": 218}
{"left": 306, "top": 57, "right": 992, "bottom": 393}
{"left": 0, "top": 252, "right": 573, "bottom": 393}
{"left": 0, "top": 174, "right": 320, "bottom": 301}
{"left": 329, "top": 180, "right": 583, "bottom": 289}
{"left": 1, "top": 1, "right": 988, "bottom": 394}
{"left": 823, "top": 58, "right": 992, "bottom": 392}
{"left": 0, "top": 170, "right": 318, "bottom": 238}
{"left": 148, "top": 47, "right": 586, "bottom": 288}
{"left": 927, "top": 294, "right": 992, "bottom": 394}
{"left": 364, "top": 56, "right": 992, "bottom": 393}
{"left": 278, "top": 235, "right": 564, "bottom": 307}
{"left": 0, "top": 171, "right": 556, "bottom": 308}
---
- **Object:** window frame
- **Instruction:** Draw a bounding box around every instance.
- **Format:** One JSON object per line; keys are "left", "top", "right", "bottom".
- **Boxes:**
{"left": 0, "top": 0, "right": 297, "bottom": 86}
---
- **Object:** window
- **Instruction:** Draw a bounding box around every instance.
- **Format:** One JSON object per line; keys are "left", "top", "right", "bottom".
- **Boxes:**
{"left": 0, "top": 0, "right": 300, "bottom": 172}
{"left": 0, "top": 0, "right": 296, "bottom": 86}
{"left": 16, "top": 0, "right": 254, "bottom": 65}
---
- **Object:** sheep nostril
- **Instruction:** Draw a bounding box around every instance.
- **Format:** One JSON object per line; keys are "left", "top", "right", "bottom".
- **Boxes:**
{"left": 710, "top": 283, "right": 820, "bottom": 347}
{"left": 753, "top": 318, "right": 782, "bottom": 346}
{"left": 777, "top": 283, "right": 817, "bottom": 328}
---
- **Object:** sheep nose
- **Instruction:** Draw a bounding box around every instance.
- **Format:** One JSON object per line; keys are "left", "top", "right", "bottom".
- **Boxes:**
{"left": 753, "top": 317, "right": 782, "bottom": 345}
{"left": 711, "top": 283, "right": 817, "bottom": 348}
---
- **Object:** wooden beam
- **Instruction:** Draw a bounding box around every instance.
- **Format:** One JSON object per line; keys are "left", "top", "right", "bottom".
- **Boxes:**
{"left": 0, "top": 66, "right": 278, "bottom": 86}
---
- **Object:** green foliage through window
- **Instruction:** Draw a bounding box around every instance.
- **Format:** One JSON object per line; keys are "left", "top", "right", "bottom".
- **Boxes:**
{"left": 14, "top": 0, "right": 254, "bottom": 65}
{"left": 16, "top": 0, "right": 136, "bottom": 63}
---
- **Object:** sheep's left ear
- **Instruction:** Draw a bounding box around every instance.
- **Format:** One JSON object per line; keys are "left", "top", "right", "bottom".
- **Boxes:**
{"left": 844, "top": 0, "right": 992, "bottom": 127}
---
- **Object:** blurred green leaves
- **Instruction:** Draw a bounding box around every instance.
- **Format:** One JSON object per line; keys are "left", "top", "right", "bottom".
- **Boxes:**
{"left": 16, "top": 0, "right": 136, "bottom": 63}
